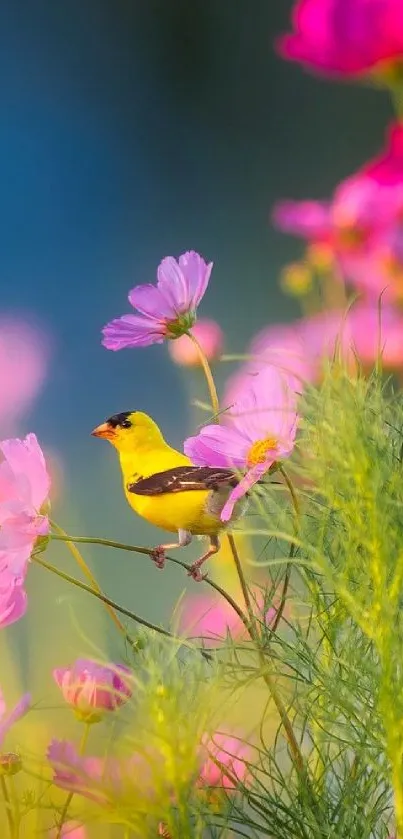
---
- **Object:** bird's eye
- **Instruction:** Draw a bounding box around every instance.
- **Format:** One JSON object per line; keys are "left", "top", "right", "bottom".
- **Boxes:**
{"left": 120, "top": 419, "right": 132, "bottom": 429}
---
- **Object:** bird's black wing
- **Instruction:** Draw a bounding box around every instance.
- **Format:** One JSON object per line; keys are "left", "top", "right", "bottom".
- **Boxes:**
{"left": 127, "top": 466, "right": 238, "bottom": 496}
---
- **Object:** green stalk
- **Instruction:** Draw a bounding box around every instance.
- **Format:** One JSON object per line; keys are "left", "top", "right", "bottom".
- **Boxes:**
{"left": 0, "top": 776, "right": 15, "bottom": 838}
{"left": 186, "top": 331, "right": 220, "bottom": 418}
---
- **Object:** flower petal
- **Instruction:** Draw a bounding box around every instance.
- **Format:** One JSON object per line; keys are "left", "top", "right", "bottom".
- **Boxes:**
{"left": 184, "top": 425, "right": 249, "bottom": 469}
{"left": 102, "top": 315, "right": 166, "bottom": 350}
{"left": 0, "top": 692, "right": 31, "bottom": 745}
{"left": 221, "top": 462, "right": 271, "bottom": 523}
{"left": 0, "top": 579, "right": 27, "bottom": 629}
{"left": 157, "top": 256, "right": 191, "bottom": 313}
{"left": 0, "top": 433, "right": 50, "bottom": 512}
{"left": 178, "top": 251, "right": 213, "bottom": 309}
{"left": 128, "top": 284, "right": 177, "bottom": 319}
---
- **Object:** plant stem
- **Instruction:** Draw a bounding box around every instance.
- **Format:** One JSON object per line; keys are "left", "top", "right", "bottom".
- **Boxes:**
{"left": 186, "top": 331, "right": 220, "bottom": 417}
{"left": 49, "top": 533, "right": 250, "bottom": 631}
{"left": 50, "top": 521, "right": 129, "bottom": 641}
{"left": 33, "top": 555, "right": 173, "bottom": 639}
{"left": 56, "top": 723, "right": 91, "bottom": 838}
{"left": 226, "top": 532, "right": 307, "bottom": 779}
{"left": 270, "top": 466, "right": 299, "bottom": 635}
{"left": 0, "top": 776, "right": 15, "bottom": 838}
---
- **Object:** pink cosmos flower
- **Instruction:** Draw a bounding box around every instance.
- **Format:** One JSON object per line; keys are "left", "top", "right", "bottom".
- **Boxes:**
{"left": 102, "top": 251, "right": 213, "bottom": 350}
{"left": 179, "top": 591, "right": 277, "bottom": 648}
{"left": 53, "top": 659, "right": 132, "bottom": 722}
{"left": 49, "top": 822, "right": 88, "bottom": 839}
{"left": 0, "top": 688, "right": 30, "bottom": 751}
{"left": 0, "top": 318, "right": 49, "bottom": 432}
{"left": 0, "top": 433, "right": 50, "bottom": 627}
{"left": 0, "top": 575, "right": 27, "bottom": 630}
{"left": 185, "top": 365, "right": 298, "bottom": 522}
{"left": 168, "top": 318, "right": 223, "bottom": 367}
{"left": 276, "top": 0, "right": 403, "bottom": 78}
{"left": 199, "top": 733, "right": 250, "bottom": 791}
{"left": 48, "top": 740, "right": 154, "bottom": 807}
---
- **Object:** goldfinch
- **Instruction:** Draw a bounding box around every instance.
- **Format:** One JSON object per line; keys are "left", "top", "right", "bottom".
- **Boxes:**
{"left": 91, "top": 411, "right": 246, "bottom": 580}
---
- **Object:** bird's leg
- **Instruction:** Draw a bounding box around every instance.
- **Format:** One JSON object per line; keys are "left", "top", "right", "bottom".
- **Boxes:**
{"left": 151, "top": 529, "right": 192, "bottom": 570}
{"left": 188, "top": 535, "right": 220, "bottom": 582}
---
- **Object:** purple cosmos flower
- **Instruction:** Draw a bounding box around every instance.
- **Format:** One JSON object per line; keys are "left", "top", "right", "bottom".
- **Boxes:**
{"left": 185, "top": 365, "right": 299, "bottom": 522}
{"left": 0, "top": 688, "right": 30, "bottom": 752}
{"left": 102, "top": 251, "right": 213, "bottom": 350}
{"left": 53, "top": 659, "right": 132, "bottom": 722}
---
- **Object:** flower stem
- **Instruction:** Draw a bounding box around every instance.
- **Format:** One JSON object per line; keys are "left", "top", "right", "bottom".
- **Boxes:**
{"left": 56, "top": 723, "right": 91, "bottom": 838}
{"left": 269, "top": 466, "right": 300, "bottom": 635}
{"left": 49, "top": 533, "right": 251, "bottom": 631}
{"left": 0, "top": 776, "right": 15, "bottom": 838}
{"left": 226, "top": 532, "right": 309, "bottom": 783}
{"left": 186, "top": 331, "right": 220, "bottom": 417}
{"left": 50, "top": 521, "right": 130, "bottom": 642}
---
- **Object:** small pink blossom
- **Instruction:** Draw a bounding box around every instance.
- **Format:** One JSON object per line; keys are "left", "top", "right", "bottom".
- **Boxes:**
{"left": 0, "top": 433, "right": 50, "bottom": 627}
{"left": 102, "top": 251, "right": 212, "bottom": 350}
{"left": 168, "top": 319, "right": 223, "bottom": 367}
{"left": 276, "top": 0, "right": 403, "bottom": 78}
{"left": 185, "top": 365, "right": 298, "bottom": 522}
{"left": 199, "top": 733, "right": 250, "bottom": 791}
{"left": 0, "top": 688, "right": 30, "bottom": 750}
{"left": 53, "top": 659, "right": 132, "bottom": 722}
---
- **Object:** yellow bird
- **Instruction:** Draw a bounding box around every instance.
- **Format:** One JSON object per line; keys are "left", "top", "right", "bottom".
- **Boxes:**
{"left": 91, "top": 410, "right": 246, "bottom": 580}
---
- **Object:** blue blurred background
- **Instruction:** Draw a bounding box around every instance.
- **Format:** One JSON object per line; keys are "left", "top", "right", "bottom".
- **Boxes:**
{"left": 0, "top": 1, "right": 393, "bottom": 667}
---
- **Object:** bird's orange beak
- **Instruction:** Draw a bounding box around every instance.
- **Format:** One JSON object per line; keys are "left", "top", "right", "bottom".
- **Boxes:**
{"left": 91, "top": 422, "right": 116, "bottom": 440}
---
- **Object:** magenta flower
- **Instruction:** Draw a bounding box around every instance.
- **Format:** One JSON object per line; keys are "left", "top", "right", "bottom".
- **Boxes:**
{"left": 53, "top": 659, "right": 132, "bottom": 722}
{"left": 102, "top": 251, "right": 213, "bottom": 350}
{"left": 199, "top": 732, "right": 250, "bottom": 791}
{"left": 168, "top": 318, "right": 223, "bottom": 367}
{"left": 276, "top": 0, "right": 403, "bottom": 78}
{"left": 48, "top": 740, "right": 154, "bottom": 807}
{"left": 0, "top": 319, "right": 49, "bottom": 432}
{"left": 185, "top": 366, "right": 298, "bottom": 522}
{"left": 0, "top": 688, "right": 30, "bottom": 752}
{"left": 0, "top": 433, "right": 50, "bottom": 627}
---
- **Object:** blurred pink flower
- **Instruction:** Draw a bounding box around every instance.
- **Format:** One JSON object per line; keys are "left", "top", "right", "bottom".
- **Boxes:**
{"left": 299, "top": 305, "right": 403, "bottom": 368}
{"left": 48, "top": 740, "right": 154, "bottom": 807}
{"left": 276, "top": 0, "right": 403, "bottom": 78}
{"left": 53, "top": 659, "right": 132, "bottom": 722}
{"left": 179, "top": 591, "right": 277, "bottom": 648}
{"left": 0, "top": 318, "right": 49, "bottom": 431}
{"left": 185, "top": 365, "right": 298, "bottom": 522}
{"left": 49, "top": 822, "right": 87, "bottom": 839}
{"left": 103, "top": 251, "right": 212, "bottom": 350}
{"left": 199, "top": 733, "right": 250, "bottom": 790}
{"left": 168, "top": 318, "right": 223, "bottom": 367}
{"left": 273, "top": 124, "right": 403, "bottom": 301}
{"left": 0, "top": 433, "right": 50, "bottom": 627}
{"left": 0, "top": 688, "right": 30, "bottom": 750}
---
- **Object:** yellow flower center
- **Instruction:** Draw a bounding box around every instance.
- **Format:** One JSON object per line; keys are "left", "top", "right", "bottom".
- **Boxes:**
{"left": 247, "top": 437, "right": 278, "bottom": 467}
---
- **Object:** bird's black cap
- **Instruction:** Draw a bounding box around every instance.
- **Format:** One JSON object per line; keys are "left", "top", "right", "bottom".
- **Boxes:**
{"left": 107, "top": 411, "right": 132, "bottom": 428}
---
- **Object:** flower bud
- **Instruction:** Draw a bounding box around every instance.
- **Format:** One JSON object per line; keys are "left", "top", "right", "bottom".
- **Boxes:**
{"left": 0, "top": 752, "right": 22, "bottom": 776}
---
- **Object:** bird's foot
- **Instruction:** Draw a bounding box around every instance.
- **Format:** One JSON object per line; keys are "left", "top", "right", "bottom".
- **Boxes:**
{"left": 187, "top": 562, "right": 207, "bottom": 582}
{"left": 151, "top": 546, "right": 166, "bottom": 570}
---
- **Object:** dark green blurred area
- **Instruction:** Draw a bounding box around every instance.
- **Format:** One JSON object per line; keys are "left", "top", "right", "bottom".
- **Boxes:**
{"left": 0, "top": 1, "right": 393, "bottom": 666}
